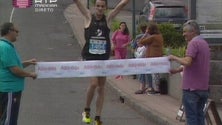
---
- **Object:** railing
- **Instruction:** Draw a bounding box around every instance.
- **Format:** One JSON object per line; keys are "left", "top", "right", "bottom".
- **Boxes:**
{"left": 200, "top": 30, "right": 222, "bottom": 46}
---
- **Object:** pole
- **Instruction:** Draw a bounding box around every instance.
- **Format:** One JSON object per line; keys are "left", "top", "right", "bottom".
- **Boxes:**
{"left": 132, "top": 0, "right": 136, "bottom": 39}
{"left": 87, "top": 0, "right": 89, "bottom": 9}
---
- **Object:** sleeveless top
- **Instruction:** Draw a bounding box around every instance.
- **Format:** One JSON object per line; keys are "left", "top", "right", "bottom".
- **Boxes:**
{"left": 82, "top": 14, "right": 111, "bottom": 60}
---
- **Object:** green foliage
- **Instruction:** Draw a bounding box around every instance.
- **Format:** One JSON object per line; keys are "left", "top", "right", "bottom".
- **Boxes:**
{"left": 172, "top": 46, "right": 186, "bottom": 57}
{"left": 90, "top": 0, "right": 96, "bottom": 6}
{"left": 158, "top": 23, "right": 185, "bottom": 48}
{"left": 163, "top": 46, "right": 186, "bottom": 57}
{"left": 111, "top": 19, "right": 120, "bottom": 32}
{"left": 158, "top": 23, "right": 186, "bottom": 57}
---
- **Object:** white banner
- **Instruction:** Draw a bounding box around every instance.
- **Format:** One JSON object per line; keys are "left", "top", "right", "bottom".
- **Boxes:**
{"left": 36, "top": 57, "right": 170, "bottom": 78}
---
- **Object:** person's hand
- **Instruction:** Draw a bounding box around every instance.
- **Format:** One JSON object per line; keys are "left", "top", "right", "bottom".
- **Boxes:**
{"left": 143, "top": 32, "right": 149, "bottom": 38}
{"left": 23, "top": 58, "right": 37, "bottom": 68}
{"left": 29, "top": 72, "right": 37, "bottom": 79}
{"left": 122, "top": 43, "right": 128, "bottom": 48}
{"left": 168, "top": 55, "right": 176, "bottom": 61}
{"left": 137, "top": 42, "right": 143, "bottom": 47}
{"left": 111, "top": 45, "right": 116, "bottom": 50}
{"left": 169, "top": 69, "right": 179, "bottom": 74}
{"left": 27, "top": 58, "right": 37, "bottom": 65}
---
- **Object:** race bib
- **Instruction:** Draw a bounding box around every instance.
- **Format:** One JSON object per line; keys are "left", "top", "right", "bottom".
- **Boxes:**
{"left": 89, "top": 39, "right": 106, "bottom": 54}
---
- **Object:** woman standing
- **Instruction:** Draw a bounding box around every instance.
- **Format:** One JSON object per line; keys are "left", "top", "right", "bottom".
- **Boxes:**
{"left": 112, "top": 22, "right": 131, "bottom": 79}
{"left": 138, "top": 22, "right": 164, "bottom": 94}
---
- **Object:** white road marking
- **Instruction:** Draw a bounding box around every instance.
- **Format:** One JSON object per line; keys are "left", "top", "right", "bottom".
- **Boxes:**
{"left": 10, "top": 8, "right": 15, "bottom": 22}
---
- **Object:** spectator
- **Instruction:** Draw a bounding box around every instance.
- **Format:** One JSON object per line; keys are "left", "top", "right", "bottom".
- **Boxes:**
{"left": 130, "top": 24, "right": 147, "bottom": 79}
{"left": 138, "top": 22, "right": 164, "bottom": 94}
{"left": 134, "top": 26, "right": 153, "bottom": 94}
{"left": 130, "top": 24, "right": 147, "bottom": 55}
{"left": 169, "top": 20, "right": 210, "bottom": 125}
{"left": 111, "top": 22, "right": 131, "bottom": 79}
{"left": 0, "top": 22, "right": 37, "bottom": 125}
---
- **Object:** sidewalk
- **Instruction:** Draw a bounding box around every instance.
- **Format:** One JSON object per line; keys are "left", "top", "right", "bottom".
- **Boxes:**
{"left": 64, "top": 1, "right": 222, "bottom": 125}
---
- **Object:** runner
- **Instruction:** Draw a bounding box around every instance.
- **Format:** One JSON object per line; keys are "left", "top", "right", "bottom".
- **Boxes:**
{"left": 73, "top": 0, "right": 129, "bottom": 125}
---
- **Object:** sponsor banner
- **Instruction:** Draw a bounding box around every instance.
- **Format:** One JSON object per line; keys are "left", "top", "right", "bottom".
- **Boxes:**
{"left": 36, "top": 57, "right": 170, "bottom": 78}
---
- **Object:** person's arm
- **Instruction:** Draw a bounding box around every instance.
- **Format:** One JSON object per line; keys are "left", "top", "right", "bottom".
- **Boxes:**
{"left": 139, "top": 35, "right": 153, "bottom": 45}
{"left": 107, "top": 0, "right": 129, "bottom": 26}
{"left": 111, "top": 31, "right": 118, "bottom": 47}
{"left": 111, "top": 31, "right": 118, "bottom": 50}
{"left": 22, "top": 58, "right": 36, "bottom": 68}
{"left": 169, "top": 55, "right": 193, "bottom": 66}
{"left": 9, "top": 67, "right": 37, "bottom": 79}
{"left": 122, "top": 34, "right": 131, "bottom": 48}
{"left": 73, "top": 0, "right": 91, "bottom": 27}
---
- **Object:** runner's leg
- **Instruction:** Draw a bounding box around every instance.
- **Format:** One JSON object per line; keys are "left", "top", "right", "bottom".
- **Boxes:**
{"left": 95, "top": 77, "right": 106, "bottom": 116}
{"left": 86, "top": 77, "right": 98, "bottom": 108}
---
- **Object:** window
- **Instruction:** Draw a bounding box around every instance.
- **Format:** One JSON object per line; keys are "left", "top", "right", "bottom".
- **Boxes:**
{"left": 155, "top": 7, "right": 186, "bottom": 19}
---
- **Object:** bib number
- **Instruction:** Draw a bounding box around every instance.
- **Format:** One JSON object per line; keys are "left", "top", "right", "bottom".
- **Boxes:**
{"left": 89, "top": 39, "right": 106, "bottom": 54}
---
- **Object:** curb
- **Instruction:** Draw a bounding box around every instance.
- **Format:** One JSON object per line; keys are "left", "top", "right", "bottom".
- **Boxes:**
{"left": 107, "top": 78, "right": 176, "bottom": 125}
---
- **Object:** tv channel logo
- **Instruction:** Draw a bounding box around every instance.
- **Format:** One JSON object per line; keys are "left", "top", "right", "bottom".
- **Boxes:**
{"left": 13, "top": 0, "right": 32, "bottom": 8}
{"left": 34, "top": 0, "right": 58, "bottom": 12}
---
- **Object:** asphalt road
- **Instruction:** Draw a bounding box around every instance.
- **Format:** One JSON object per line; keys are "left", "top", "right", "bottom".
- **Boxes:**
{"left": 0, "top": 1, "right": 156, "bottom": 125}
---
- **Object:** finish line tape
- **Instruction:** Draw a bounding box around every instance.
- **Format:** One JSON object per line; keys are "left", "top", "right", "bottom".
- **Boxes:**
{"left": 36, "top": 57, "right": 170, "bottom": 78}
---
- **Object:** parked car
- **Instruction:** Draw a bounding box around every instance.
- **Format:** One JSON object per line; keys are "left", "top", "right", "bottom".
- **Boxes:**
{"left": 137, "top": 0, "right": 188, "bottom": 29}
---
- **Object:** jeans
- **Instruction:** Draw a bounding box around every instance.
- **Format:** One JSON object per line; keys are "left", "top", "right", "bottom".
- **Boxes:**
{"left": 138, "top": 74, "right": 152, "bottom": 87}
{"left": 182, "top": 90, "right": 209, "bottom": 125}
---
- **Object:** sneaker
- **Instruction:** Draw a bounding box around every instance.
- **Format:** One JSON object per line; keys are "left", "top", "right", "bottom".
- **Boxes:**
{"left": 115, "top": 75, "right": 123, "bottom": 80}
{"left": 94, "top": 120, "right": 102, "bottom": 125}
{"left": 115, "top": 75, "right": 120, "bottom": 79}
{"left": 135, "top": 89, "right": 146, "bottom": 94}
{"left": 147, "top": 90, "right": 160, "bottom": 95}
{"left": 82, "top": 112, "right": 91, "bottom": 124}
{"left": 147, "top": 87, "right": 154, "bottom": 92}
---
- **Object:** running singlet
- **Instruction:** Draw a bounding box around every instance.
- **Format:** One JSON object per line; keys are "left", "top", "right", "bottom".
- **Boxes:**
{"left": 82, "top": 14, "right": 111, "bottom": 60}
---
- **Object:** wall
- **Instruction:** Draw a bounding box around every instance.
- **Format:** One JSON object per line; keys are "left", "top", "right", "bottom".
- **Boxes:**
{"left": 196, "top": 0, "right": 222, "bottom": 25}
{"left": 168, "top": 62, "right": 182, "bottom": 100}
{"left": 169, "top": 61, "right": 222, "bottom": 104}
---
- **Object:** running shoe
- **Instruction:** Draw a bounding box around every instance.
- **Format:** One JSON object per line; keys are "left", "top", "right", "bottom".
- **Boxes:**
{"left": 115, "top": 75, "right": 123, "bottom": 80}
{"left": 94, "top": 120, "right": 102, "bottom": 125}
{"left": 82, "top": 111, "right": 91, "bottom": 124}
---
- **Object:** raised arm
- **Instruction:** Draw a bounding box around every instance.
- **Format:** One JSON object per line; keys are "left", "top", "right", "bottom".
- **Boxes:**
{"left": 73, "top": 0, "right": 91, "bottom": 27}
{"left": 139, "top": 35, "right": 154, "bottom": 45}
{"left": 107, "top": 0, "right": 129, "bottom": 26}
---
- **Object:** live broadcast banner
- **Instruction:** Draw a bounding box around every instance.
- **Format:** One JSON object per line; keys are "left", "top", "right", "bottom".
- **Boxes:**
{"left": 36, "top": 57, "right": 170, "bottom": 78}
